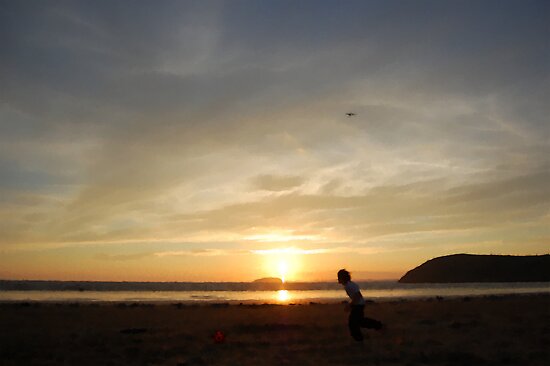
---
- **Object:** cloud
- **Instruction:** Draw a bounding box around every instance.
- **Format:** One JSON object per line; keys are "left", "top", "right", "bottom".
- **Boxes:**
{"left": 94, "top": 252, "right": 151, "bottom": 261}
{"left": 153, "top": 249, "right": 238, "bottom": 257}
{"left": 168, "top": 170, "right": 549, "bottom": 246}
{"left": 153, "top": 245, "right": 403, "bottom": 257}
{"left": 251, "top": 174, "right": 305, "bottom": 191}
{"left": 250, "top": 246, "right": 392, "bottom": 256}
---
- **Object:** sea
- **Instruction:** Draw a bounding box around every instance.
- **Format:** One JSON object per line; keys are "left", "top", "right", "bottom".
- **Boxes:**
{"left": 0, "top": 281, "right": 548, "bottom": 304}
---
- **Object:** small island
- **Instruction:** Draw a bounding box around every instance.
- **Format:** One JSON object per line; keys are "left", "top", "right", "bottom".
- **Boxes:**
{"left": 399, "top": 254, "right": 550, "bottom": 283}
{"left": 252, "top": 277, "right": 283, "bottom": 284}
{"left": 250, "top": 277, "right": 285, "bottom": 290}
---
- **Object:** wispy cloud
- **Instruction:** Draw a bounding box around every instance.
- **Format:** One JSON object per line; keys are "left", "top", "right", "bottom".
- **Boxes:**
{"left": 94, "top": 252, "right": 151, "bottom": 261}
{"left": 155, "top": 245, "right": 421, "bottom": 258}
{"left": 251, "top": 174, "right": 305, "bottom": 192}
{"left": 244, "top": 232, "right": 320, "bottom": 243}
{"left": 154, "top": 249, "right": 246, "bottom": 257}
{"left": 250, "top": 246, "right": 391, "bottom": 256}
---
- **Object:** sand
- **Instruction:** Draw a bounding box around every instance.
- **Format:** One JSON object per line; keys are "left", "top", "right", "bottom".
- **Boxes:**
{"left": 0, "top": 294, "right": 548, "bottom": 365}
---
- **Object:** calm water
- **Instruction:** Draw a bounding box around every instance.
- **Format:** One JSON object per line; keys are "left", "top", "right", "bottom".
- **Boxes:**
{"left": 1, "top": 282, "right": 548, "bottom": 304}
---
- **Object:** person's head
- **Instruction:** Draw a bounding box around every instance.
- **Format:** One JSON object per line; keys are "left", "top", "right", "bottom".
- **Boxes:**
{"left": 337, "top": 269, "right": 351, "bottom": 284}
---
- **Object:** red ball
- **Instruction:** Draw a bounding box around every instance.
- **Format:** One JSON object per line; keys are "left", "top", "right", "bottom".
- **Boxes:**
{"left": 213, "top": 330, "right": 225, "bottom": 343}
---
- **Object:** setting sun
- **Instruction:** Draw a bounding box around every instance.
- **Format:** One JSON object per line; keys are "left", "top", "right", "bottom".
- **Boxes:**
{"left": 258, "top": 249, "right": 302, "bottom": 282}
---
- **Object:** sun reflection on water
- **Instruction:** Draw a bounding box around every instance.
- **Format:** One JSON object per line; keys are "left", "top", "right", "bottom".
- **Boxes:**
{"left": 276, "top": 290, "right": 290, "bottom": 302}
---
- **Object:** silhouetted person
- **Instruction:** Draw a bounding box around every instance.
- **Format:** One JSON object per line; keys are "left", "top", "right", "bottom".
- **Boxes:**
{"left": 338, "top": 269, "right": 383, "bottom": 341}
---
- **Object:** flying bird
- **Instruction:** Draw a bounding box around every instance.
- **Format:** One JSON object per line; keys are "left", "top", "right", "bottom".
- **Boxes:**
{"left": 345, "top": 112, "right": 356, "bottom": 117}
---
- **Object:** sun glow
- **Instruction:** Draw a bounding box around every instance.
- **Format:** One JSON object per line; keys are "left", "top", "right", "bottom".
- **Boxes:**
{"left": 259, "top": 250, "right": 301, "bottom": 282}
{"left": 278, "top": 260, "right": 288, "bottom": 283}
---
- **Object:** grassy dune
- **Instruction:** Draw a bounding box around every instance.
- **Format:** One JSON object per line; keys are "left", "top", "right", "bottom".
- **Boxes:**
{"left": 0, "top": 295, "right": 548, "bottom": 365}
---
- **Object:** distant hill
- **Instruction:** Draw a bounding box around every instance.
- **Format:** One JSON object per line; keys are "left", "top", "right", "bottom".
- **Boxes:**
{"left": 399, "top": 254, "right": 550, "bottom": 283}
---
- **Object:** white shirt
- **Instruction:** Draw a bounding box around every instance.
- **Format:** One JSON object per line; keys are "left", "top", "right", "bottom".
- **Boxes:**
{"left": 345, "top": 281, "right": 365, "bottom": 305}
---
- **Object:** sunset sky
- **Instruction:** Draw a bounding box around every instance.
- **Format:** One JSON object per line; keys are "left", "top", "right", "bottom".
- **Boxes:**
{"left": 1, "top": 0, "right": 548, "bottom": 282}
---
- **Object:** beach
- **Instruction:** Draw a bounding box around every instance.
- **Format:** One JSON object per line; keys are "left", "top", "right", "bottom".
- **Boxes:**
{"left": 0, "top": 294, "right": 548, "bottom": 365}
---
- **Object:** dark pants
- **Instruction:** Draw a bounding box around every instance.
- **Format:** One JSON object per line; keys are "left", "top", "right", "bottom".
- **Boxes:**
{"left": 349, "top": 305, "right": 382, "bottom": 341}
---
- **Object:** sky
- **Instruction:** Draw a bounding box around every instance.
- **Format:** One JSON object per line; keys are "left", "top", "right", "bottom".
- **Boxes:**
{"left": 0, "top": 0, "right": 548, "bottom": 282}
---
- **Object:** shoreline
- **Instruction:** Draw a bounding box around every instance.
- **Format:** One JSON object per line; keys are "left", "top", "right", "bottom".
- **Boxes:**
{"left": 0, "top": 291, "right": 548, "bottom": 306}
{"left": 1, "top": 285, "right": 548, "bottom": 305}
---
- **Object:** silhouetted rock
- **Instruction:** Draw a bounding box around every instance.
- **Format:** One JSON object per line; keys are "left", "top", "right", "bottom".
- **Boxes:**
{"left": 252, "top": 277, "right": 283, "bottom": 284}
{"left": 250, "top": 277, "right": 285, "bottom": 290}
{"left": 399, "top": 254, "right": 550, "bottom": 283}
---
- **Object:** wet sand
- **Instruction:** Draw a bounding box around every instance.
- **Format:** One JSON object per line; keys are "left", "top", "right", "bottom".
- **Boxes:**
{"left": 1, "top": 294, "right": 548, "bottom": 365}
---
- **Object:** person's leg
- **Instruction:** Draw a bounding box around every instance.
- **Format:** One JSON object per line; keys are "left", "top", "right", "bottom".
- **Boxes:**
{"left": 348, "top": 306, "right": 364, "bottom": 341}
{"left": 362, "top": 316, "right": 383, "bottom": 330}
{"left": 356, "top": 305, "right": 383, "bottom": 330}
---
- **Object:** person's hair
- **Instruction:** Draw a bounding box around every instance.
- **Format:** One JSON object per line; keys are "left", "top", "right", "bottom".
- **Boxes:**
{"left": 337, "top": 269, "right": 351, "bottom": 282}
